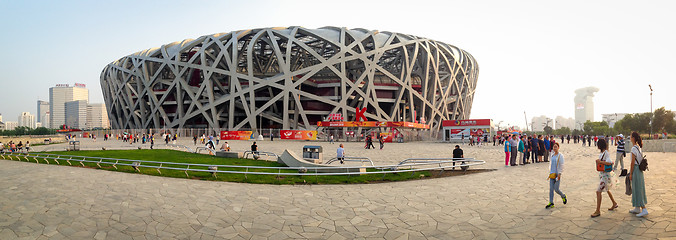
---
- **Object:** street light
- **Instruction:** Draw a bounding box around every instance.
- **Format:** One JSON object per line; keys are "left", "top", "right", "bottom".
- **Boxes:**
{"left": 649, "top": 84, "right": 653, "bottom": 139}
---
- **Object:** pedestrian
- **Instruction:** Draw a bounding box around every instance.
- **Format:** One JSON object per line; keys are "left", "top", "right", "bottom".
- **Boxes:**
{"left": 504, "top": 138, "right": 511, "bottom": 166}
{"left": 193, "top": 135, "right": 197, "bottom": 145}
{"left": 493, "top": 135, "right": 496, "bottom": 146}
{"left": 220, "top": 141, "right": 230, "bottom": 151}
{"left": 591, "top": 139, "right": 618, "bottom": 218}
{"left": 518, "top": 136, "right": 525, "bottom": 165}
{"left": 543, "top": 136, "right": 551, "bottom": 162}
{"left": 330, "top": 135, "right": 334, "bottom": 144}
{"left": 530, "top": 135, "right": 539, "bottom": 163}
{"left": 509, "top": 135, "right": 519, "bottom": 166}
{"left": 567, "top": 135, "right": 570, "bottom": 144}
{"left": 368, "top": 136, "right": 375, "bottom": 149}
{"left": 629, "top": 132, "right": 649, "bottom": 217}
{"left": 614, "top": 134, "right": 626, "bottom": 173}
{"left": 538, "top": 135, "right": 545, "bottom": 163}
{"left": 150, "top": 134, "right": 154, "bottom": 149}
{"left": 546, "top": 142, "right": 567, "bottom": 209}
{"left": 452, "top": 145, "right": 464, "bottom": 170}
{"left": 524, "top": 136, "right": 531, "bottom": 164}
{"left": 25, "top": 141, "right": 30, "bottom": 152}
{"left": 379, "top": 136, "right": 384, "bottom": 150}
{"left": 17, "top": 141, "right": 23, "bottom": 153}
{"left": 337, "top": 144, "right": 345, "bottom": 164}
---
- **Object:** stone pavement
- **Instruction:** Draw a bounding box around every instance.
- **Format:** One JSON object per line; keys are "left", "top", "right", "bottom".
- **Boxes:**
{"left": 2, "top": 142, "right": 676, "bottom": 239}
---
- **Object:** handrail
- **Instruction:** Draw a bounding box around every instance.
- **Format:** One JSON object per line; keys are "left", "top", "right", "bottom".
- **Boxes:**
{"left": 325, "top": 156, "right": 374, "bottom": 166}
{"left": 195, "top": 147, "right": 215, "bottom": 155}
{"left": 398, "top": 157, "right": 477, "bottom": 165}
{"left": 0, "top": 152, "right": 486, "bottom": 177}
{"left": 242, "top": 151, "right": 279, "bottom": 160}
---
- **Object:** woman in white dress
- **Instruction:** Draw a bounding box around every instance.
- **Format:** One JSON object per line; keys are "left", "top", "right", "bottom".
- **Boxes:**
{"left": 591, "top": 139, "right": 618, "bottom": 218}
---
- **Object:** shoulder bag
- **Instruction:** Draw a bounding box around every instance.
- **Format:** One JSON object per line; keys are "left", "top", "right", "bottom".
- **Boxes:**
{"left": 596, "top": 152, "right": 612, "bottom": 172}
{"left": 549, "top": 153, "right": 560, "bottom": 179}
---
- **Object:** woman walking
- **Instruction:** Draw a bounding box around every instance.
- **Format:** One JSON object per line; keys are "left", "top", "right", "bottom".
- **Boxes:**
{"left": 629, "top": 132, "right": 649, "bottom": 217}
{"left": 504, "top": 138, "right": 511, "bottom": 166}
{"left": 591, "top": 139, "right": 618, "bottom": 217}
{"left": 546, "top": 142, "right": 567, "bottom": 208}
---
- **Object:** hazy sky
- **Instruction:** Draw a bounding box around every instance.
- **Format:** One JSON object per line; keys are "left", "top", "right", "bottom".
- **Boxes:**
{"left": 1, "top": 0, "right": 674, "bottom": 128}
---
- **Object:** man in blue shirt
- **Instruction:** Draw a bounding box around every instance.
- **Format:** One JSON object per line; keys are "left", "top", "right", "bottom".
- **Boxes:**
{"left": 543, "top": 136, "right": 551, "bottom": 162}
{"left": 530, "top": 134, "right": 540, "bottom": 163}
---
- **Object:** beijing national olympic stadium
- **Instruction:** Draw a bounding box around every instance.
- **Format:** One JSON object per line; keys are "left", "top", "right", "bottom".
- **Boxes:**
{"left": 101, "top": 26, "right": 478, "bottom": 133}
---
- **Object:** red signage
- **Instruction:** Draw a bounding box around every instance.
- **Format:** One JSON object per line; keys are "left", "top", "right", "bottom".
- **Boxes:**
{"left": 380, "top": 133, "right": 393, "bottom": 143}
{"left": 220, "top": 131, "right": 252, "bottom": 140}
{"left": 328, "top": 113, "right": 343, "bottom": 120}
{"left": 280, "top": 130, "right": 317, "bottom": 140}
{"left": 74, "top": 83, "right": 86, "bottom": 88}
{"left": 442, "top": 119, "right": 492, "bottom": 127}
{"left": 355, "top": 107, "right": 367, "bottom": 121}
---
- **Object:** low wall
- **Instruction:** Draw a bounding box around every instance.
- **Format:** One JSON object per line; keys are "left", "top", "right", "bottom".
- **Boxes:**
{"left": 642, "top": 140, "right": 676, "bottom": 152}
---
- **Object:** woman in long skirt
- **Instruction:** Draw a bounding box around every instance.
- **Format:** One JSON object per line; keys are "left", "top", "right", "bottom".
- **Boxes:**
{"left": 629, "top": 132, "right": 648, "bottom": 217}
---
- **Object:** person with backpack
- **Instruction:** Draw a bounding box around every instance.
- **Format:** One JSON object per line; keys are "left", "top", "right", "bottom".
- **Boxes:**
{"left": 591, "top": 139, "right": 618, "bottom": 218}
{"left": 629, "top": 132, "right": 648, "bottom": 217}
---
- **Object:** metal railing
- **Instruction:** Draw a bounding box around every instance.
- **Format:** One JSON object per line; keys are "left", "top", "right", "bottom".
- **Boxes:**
{"left": 325, "top": 156, "right": 374, "bottom": 166}
{"left": 0, "top": 152, "right": 485, "bottom": 177}
{"left": 242, "top": 151, "right": 279, "bottom": 161}
{"left": 195, "top": 147, "right": 216, "bottom": 155}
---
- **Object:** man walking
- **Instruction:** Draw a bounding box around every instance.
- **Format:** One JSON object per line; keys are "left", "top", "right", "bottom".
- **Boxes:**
{"left": 614, "top": 134, "right": 626, "bottom": 172}
{"left": 452, "top": 145, "right": 464, "bottom": 170}
{"left": 337, "top": 144, "right": 345, "bottom": 164}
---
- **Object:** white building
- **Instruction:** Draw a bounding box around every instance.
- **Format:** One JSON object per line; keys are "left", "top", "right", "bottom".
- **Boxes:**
{"left": 87, "top": 103, "right": 110, "bottom": 129}
{"left": 65, "top": 100, "right": 88, "bottom": 129}
{"left": 531, "top": 115, "right": 552, "bottom": 132}
{"left": 555, "top": 116, "right": 575, "bottom": 130}
{"left": 18, "top": 112, "right": 36, "bottom": 129}
{"left": 37, "top": 100, "right": 50, "bottom": 127}
{"left": 602, "top": 113, "right": 629, "bottom": 128}
{"left": 49, "top": 84, "right": 88, "bottom": 128}
{"left": 4, "top": 121, "right": 18, "bottom": 130}
{"left": 574, "top": 87, "right": 599, "bottom": 126}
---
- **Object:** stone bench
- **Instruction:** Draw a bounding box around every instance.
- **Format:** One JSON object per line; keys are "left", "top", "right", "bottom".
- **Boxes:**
{"left": 215, "top": 151, "right": 243, "bottom": 158}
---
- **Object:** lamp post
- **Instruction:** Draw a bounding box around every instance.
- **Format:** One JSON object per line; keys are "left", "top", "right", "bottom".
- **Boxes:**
{"left": 649, "top": 84, "right": 653, "bottom": 139}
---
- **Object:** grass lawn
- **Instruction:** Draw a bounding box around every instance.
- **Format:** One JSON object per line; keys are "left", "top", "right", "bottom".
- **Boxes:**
{"left": 7, "top": 149, "right": 483, "bottom": 184}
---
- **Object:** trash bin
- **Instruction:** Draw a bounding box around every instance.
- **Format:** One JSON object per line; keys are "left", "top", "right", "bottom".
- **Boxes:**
{"left": 302, "top": 145, "right": 323, "bottom": 164}
{"left": 69, "top": 141, "right": 80, "bottom": 151}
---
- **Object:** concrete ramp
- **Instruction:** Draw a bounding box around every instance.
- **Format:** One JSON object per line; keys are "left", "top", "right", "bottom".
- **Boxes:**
{"left": 278, "top": 149, "right": 365, "bottom": 173}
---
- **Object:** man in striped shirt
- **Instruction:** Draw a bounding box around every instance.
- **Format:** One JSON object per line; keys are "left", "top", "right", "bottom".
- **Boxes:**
{"left": 614, "top": 134, "right": 626, "bottom": 171}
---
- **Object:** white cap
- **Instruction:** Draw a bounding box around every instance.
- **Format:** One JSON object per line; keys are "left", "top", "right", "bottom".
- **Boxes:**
{"left": 617, "top": 134, "right": 624, "bottom": 138}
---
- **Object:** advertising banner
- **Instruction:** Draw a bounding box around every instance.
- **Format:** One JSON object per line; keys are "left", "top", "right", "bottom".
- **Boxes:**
{"left": 441, "top": 119, "right": 492, "bottom": 127}
{"left": 220, "top": 131, "right": 252, "bottom": 140}
{"left": 317, "top": 121, "right": 429, "bottom": 129}
{"left": 379, "top": 132, "right": 394, "bottom": 142}
{"left": 280, "top": 130, "right": 318, "bottom": 140}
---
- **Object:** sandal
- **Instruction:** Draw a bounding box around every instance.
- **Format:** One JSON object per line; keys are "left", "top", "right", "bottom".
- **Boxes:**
{"left": 608, "top": 205, "right": 618, "bottom": 211}
{"left": 590, "top": 212, "right": 601, "bottom": 218}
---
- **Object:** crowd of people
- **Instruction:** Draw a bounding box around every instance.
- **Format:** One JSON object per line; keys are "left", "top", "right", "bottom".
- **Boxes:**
{"left": 0, "top": 141, "right": 31, "bottom": 153}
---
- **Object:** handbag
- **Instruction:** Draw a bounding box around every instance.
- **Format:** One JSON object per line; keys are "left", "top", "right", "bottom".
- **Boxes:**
{"left": 549, "top": 153, "right": 560, "bottom": 179}
{"left": 596, "top": 152, "right": 612, "bottom": 172}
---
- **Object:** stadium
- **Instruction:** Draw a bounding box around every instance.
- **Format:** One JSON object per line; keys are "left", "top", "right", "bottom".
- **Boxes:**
{"left": 100, "top": 26, "right": 479, "bottom": 135}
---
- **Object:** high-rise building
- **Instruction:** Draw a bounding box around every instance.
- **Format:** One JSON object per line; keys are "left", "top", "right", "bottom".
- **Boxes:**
{"left": 531, "top": 115, "right": 552, "bottom": 132}
{"left": 37, "top": 100, "right": 50, "bottom": 127}
{"left": 49, "top": 84, "right": 88, "bottom": 128}
{"left": 574, "top": 87, "right": 599, "bottom": 127}
{"left": 555, "top": 116, "right": 575, "bottom": 130}
{"left": 4, "top": 121, "right": 18, "bottom": 130}
{"left": 87, "top": 104, "right": 110, "bottom": 129}
{"left": 18, "top": 112, "right": 36, "bottom": 129}
{"left": 65, "top": 100, "right": 88, "bottom": 129}
{"left": 602, "top": 113, "right": 628, "bottom": 128}
{"left": 0, "top": 113, "right": 3, "bottom": 122}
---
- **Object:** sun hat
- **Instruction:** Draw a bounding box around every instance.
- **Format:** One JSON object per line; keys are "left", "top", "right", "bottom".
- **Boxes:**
{"left": 617, "top": 134, "right": 624, "bottom": 138}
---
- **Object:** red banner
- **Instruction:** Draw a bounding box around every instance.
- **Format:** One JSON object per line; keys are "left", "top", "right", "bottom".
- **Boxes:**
{"left": 379, "top": 133, "right": 393, "bottom": 142}
{"left": 317, "top": 121, "right": 429, "bottom": 129}
{"left": 442, "top": 119, "right": 492, "bottom": 127}
{"left": 280, "top": 130, "right": 317, "bottom": 140}
{"left": 220, "top": 131, "right": 252, "bottom": 140}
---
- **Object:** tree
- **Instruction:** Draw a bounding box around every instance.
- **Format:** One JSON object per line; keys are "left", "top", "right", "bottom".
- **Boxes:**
{"left": 544, "top": 126, "right": 553, "bottom": 135}
{"left": 652, "top": 107, "right": 676, "bottom": 133}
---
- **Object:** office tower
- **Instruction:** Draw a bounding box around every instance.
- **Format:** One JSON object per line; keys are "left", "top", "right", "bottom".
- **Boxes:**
{"left": 49, "top": 84, "right": 88, "bottom": 128}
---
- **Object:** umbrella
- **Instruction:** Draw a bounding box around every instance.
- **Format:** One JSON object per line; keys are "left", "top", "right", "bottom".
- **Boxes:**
{"left": 512, "top": 132, "right": 519, "bottom": 134}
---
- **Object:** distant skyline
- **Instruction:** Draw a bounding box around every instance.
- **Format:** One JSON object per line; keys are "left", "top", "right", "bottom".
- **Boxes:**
{"left": 1, "top": 0, "right": 675, "bottom": 129}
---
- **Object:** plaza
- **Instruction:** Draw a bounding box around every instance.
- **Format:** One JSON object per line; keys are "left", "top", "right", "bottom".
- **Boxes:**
{"left": 1, "top": 140, "right": 675, "bottom": 239}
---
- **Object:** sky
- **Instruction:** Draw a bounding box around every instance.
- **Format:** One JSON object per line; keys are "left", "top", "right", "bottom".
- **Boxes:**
{"left": 0, "top": 0, "right": 674, "bottom": 129}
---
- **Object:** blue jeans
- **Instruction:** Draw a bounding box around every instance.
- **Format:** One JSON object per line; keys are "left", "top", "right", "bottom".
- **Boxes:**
{"left": 549, "top": 178, "right": 565, "bottom": 203}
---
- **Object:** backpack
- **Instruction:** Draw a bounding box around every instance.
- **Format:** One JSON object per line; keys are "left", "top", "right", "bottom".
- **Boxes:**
{"left": 634, "top": 146, "right": 649, "bottom": 171}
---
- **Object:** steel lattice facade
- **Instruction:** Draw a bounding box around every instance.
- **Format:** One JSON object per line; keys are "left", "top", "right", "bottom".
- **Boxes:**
{"left": 100, "top": 26, "right": 479, "bottom": 133}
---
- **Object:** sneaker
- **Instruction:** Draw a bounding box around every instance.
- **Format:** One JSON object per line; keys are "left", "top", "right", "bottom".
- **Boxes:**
{"left": 636, "top": 209, "right": 649, "bottom": 217}
{"left": 562, "top": 195, "right": 567, "bottom": 205}
{"left": 545, "top": 203, "right": 554, "bottom": 209}
{"left": 629, "top": 208, "right": 640, "bottom": 214}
